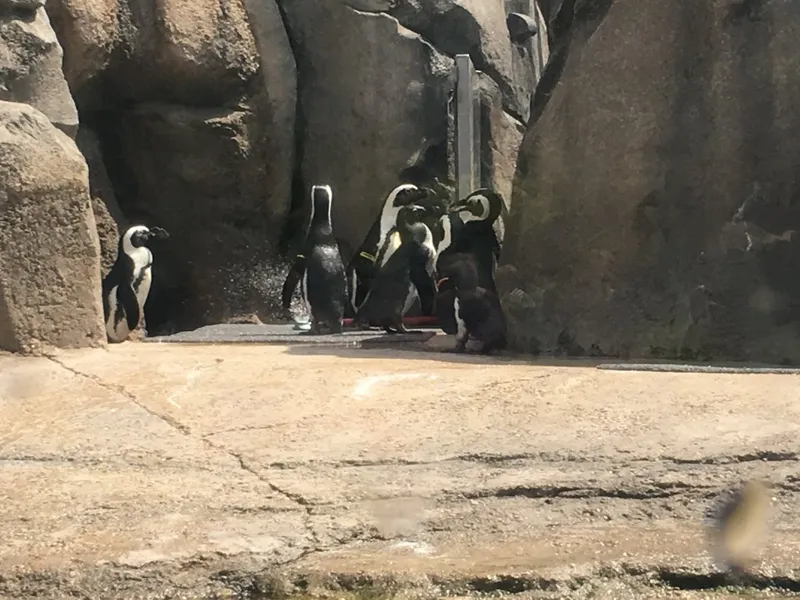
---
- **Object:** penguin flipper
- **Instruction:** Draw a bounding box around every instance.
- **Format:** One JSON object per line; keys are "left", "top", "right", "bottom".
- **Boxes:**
{"left": 281, "top": 254, "right": 307, "bottom": 311}
{"left": 119, "top": 283, "right": 141, "bottom": 332}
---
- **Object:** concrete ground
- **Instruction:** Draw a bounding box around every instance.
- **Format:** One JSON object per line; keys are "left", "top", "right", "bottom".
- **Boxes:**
{"left": 1, "top": 339, "right": 800, "bottom": 599}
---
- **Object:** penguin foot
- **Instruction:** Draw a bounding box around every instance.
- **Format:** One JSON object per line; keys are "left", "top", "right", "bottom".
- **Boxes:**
{"left": 453, "top": 339, "right": 468, "bottom": 353}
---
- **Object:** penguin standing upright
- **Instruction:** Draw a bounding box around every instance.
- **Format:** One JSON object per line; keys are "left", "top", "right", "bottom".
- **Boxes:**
{"left": 404, "top": 218, "right": 438, "bottom": 317}
{"left": 281, "top": 185, "right": 348, "bottom": 334}
{"left": 434, "top": 189, "right": 505, "bottom": 335}
{"left": 353, "top": 204, "right": 433, "bottom": 334}
{"left": 102, "top": 225, "right": 170, "bottom": 343}
{"left": 347, "top": 184, "right": 432, "bottom": 314}
{"left": 447, "top": 188, "right": 504, "bottom": 287}
{"left": 447, "top": 263, "right": 508, "bottom": 355}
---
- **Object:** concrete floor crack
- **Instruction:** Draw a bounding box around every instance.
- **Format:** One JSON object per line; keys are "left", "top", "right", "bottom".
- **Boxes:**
{"left": 224, "top": 449, "right": 325, "bottom": 557}
{"left": 45, "top": 355, "right": 191, "bottom": 435}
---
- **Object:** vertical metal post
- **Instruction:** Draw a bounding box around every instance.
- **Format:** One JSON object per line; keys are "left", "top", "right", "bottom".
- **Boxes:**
{"left": 455, "top": 54, "right": 476, "bottom": 202}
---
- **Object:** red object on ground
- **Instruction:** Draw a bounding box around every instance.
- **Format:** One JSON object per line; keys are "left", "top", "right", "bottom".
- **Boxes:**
{"left": 342, "top": 316, "right": 439, "bottom": 327}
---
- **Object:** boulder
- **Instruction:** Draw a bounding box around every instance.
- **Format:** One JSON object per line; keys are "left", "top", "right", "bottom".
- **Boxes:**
{"left": 501, "top": 0, "right": 800, "bottom": 364}
{"left": 0, "top": 0, "right": 79, "bottom": 136}
{"left": 46, "top": 0, "right": 297, "bottom": 330}
{"left": 46, "top": 0, "right": 261, "bottom": 107}
{"left": 117, "top": 103, "right": 290, "bottom": 329}
{"left": 0, "top": 101, "right": 105, "bottom": 353}
{"left": 279, "top": 0, "right": 454, "bottom": 258}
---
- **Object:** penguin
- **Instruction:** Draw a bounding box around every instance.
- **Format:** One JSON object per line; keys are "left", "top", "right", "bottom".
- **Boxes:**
{"left": 281, "top": 184, "right": 348, "bottom": 334}
{"left": 447, "top": 188, "right": 505, "bottom": 286}
{"left": 404, "top": 219, "right": 438, "bottom": 317}
{"left": 447, "top": 263, "right": 508, "bottom": 355}
{"left": 347, "top": 184, "right": 433, "bottom": 314}
{"left": 353, "top": 205, "right": 433, "bottom": 334}
{"left": 102, "top": 224, "right": 170, "bottom": 343}
{"left": 433, "top": 189, "right": 505, "bottom": 335}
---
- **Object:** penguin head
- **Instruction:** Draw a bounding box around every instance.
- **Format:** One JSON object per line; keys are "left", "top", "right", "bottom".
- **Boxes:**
{"left": 121, "top": 225, "right": 170, "bottom": 255}
{"left": 387, "top": 184, "right": 431, "bottom": 210}
{"left": 450, "top": 189, "right": 504, "bottom": 224}
{"left": 310, "top": 184, "right": 334, "bottom": 224}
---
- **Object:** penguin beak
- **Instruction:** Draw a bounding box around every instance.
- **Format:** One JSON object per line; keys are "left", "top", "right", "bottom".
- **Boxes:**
{"left": 449, "top": 202, "right": 468, "bottom": 213}
{"left": 149, "top": 227, "right": 170, "bottom": 240}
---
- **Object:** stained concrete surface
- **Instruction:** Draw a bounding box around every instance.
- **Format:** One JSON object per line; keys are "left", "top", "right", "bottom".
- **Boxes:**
{"left": 1, "top": 341, "right": 800, "bottom": 599}
{"left": 143, "top": 323, "right": 438, "bottom": 346}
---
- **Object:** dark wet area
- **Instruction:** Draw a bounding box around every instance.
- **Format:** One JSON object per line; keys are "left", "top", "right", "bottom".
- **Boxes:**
{"left": 143, "top": 323, "right": 440, "bottom": 347}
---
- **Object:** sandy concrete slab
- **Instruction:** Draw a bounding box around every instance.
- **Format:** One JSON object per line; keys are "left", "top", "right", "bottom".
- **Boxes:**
{"left": 1, "top": 343, "right": 799, "bottom": 599}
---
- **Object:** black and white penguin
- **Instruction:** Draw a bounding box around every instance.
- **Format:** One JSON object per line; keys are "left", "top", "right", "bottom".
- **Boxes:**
{"left": 404, "top": 219, "right": 438, "bottom": 317}
{"left": 281, "top": 184, "right": 348, "bottom": 334}
{"left": 433, "top": 189, "right": 505, "bottom": 335}
{"left": 447, "top": 188, "right": 504, "bottom": 283}
{"left": 102, "top": 224, "right": 170, "bottom": 343}
{"left": 353, "top": 205, "right": 433, "bottom": 334}
{"left": 347, "top": 183, "right": 432, "bottom": 314}
{"left": 447, "top": 263, "right": 507, "bottom": 355}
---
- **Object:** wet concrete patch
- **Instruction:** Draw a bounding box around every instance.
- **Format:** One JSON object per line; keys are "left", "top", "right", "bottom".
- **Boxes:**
{"left": 143, "top": 323, "right": 439, "bottom": 347}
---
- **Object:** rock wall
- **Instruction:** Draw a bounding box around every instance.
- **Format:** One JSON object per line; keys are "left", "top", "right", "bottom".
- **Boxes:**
{"left": 47, "top": 0, "right": 297, "bottom": 332}
{"left": 0, "top": 0, "right": 105, "bottom": 353}
{"left": 501, "top": 0, "right": 800, "bottom": 364}
{"left": 0, "top": 0, "right": 79, "bottom": 136}
{"left": 36, "top": 0, "right": 540, "bottom": 335}
{"left": 0, "top": 101, "right": 105, "bottom": 353}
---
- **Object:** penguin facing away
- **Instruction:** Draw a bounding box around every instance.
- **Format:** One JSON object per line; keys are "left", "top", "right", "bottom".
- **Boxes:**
{"left": 281, "top": 184, "right": 348, "bottom": 334}
{"left": 446, "top": 262, "right": 507, "bottom": 355}
{"left": 404, "top": 217, "right": 438, "bottom": 317}
{"left": 347, "top": 183, "right": 433, "bottom": 314}
{"left": 102, "top": 224, "right": 170, "bottom": 343}
{"left": 353, "top": 204, "right": 432, "bottom": 334}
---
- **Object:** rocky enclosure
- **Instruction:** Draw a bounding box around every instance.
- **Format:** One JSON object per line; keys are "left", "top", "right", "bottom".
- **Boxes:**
{"left": 500, "top": 0, "right": 800, "bottom": 365}
{"left": 33, "top": 0, "right": 541, "bottom": 337}
{"left": 4, "top": 0, "right": 800, "bottom": 363}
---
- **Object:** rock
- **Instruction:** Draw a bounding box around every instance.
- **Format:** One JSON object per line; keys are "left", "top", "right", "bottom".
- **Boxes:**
{"left": 0, "top": 0, "right": 79, "bottom": 136}
{"left": 75, "top": 126, "right": 126, "bottom": 274}
{"left": 388, "top": 0, "right": 529, "bottom": 119}
{"left": 502, "top": 0, "right": 800, "bottom": 364}
{"left": 46, "top": 0, "right": 297, "bottom": 331}
{"left": 279, "top": 0, "right": 455, "bottom": 257}
{"left": 47, "top": 0, "right": 261, "bottom": 107}
{"left": 116, "top": 103, "right": 291, "bottom": 329}
{"left": 477, "top": 73, "right": 524, "bottom": 208}
{"left": 0, "top": 101, "right": 105, "bottom": 353}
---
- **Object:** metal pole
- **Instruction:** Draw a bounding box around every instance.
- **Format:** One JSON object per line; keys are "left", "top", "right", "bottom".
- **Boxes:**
{"left": 455, "top": 54, "right": 476, "bottom": 201}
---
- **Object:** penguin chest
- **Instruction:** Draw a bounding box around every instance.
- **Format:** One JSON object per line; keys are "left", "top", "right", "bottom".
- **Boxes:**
{"left": 132, "top": 264, "right": 153, "bottom": 309}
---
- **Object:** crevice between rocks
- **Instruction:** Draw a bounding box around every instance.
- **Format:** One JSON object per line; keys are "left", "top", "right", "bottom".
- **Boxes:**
{"left": 273, "top": 0, "right": 309, "bottom": 257}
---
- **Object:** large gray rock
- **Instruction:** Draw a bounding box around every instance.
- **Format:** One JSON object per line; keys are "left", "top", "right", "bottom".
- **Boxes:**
{"left": 280, "top": 0, "right": 544, "bottom": 258}
{"left": 279, "top": 0, "right": 454, "bottom": 257}
{"left": 0, "top": 101, "right": 105, "bottom": 353}
{"left": 46, "top": 0, "right": 261, "bottom": 107}
{"left": 0, "top": 0, "right": 79, "bottom": 136}
{"left": 501, "top": 0, "right": 800, "bottom": 364}
{"left": 46, "top": 0, "right": 297, "bottom": 330}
